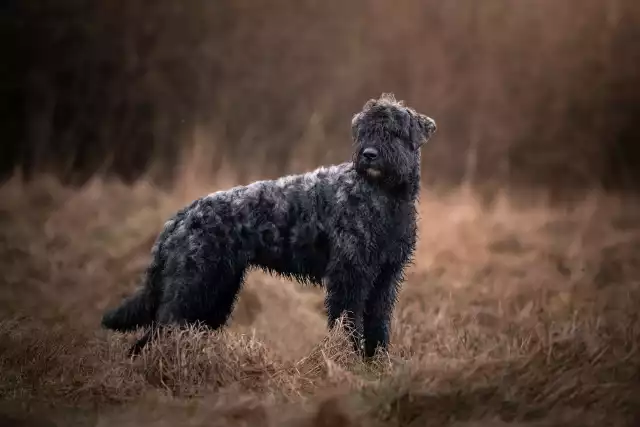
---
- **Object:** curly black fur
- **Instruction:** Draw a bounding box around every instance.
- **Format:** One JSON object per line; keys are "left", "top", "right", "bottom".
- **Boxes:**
{"left": 102, "top": 93, "right": 437, "bottom": 358}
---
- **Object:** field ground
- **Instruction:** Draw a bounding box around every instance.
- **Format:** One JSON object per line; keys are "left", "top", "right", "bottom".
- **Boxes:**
{"left": 1, "top": 169, "right": 640, "bottom": 426}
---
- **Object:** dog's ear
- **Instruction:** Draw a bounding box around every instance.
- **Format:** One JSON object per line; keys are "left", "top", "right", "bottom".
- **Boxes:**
{"left": 416, "top": 113, "right": 437, "bottom": 147}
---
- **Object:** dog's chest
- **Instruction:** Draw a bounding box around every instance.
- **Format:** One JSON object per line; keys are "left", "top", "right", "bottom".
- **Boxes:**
{"left": 372, "top": 203, "right": 417, "bottom": 263}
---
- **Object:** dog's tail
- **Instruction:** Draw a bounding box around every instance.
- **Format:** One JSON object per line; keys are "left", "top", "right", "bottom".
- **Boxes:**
{"left": 102, "top": 211, "right": 187, "bottom": 333}
{"left": 101, "top": 285, "right": 156, "bottom": 332}
{"left": 101, "top": 249, "right": 164, "bottom": 332}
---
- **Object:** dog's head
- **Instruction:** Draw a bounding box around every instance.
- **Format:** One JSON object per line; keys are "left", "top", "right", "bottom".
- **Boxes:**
{"left": 351, "top": 93, "right": 437, "bottom": 195}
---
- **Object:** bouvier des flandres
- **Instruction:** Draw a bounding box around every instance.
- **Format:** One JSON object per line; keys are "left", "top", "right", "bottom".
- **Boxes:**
{"left": 102, "top": 93, "right": 437, "bottom": 358}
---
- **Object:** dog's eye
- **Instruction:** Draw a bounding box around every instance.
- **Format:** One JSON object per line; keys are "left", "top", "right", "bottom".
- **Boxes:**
{"left": 393, "top": 136, "right": 410, "bottom": 147}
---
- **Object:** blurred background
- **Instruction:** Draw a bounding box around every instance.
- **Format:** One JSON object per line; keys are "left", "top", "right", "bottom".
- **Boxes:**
{"left": 6, "top": 0, "right": 640, "bottom": 196}
{"left": 3, "top": 2, "right": 640, "bottom": 425}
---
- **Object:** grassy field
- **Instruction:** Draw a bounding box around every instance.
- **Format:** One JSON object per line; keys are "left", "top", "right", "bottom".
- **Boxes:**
{"left": 1, "top": 166, "right": 640, "bottom": 426}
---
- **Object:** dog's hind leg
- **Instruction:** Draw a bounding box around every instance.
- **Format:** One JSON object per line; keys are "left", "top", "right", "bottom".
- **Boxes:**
{"left": 128, "top": 327, "right": 155, "bottom": 357}
{"left": 155, "top": 259, "right": 248, "bottom": 332}
{"left": 126, "top": 237, "right": 249, "bottom": 357}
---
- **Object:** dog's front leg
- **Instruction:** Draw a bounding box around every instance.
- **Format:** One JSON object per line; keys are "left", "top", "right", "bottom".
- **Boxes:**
{"left": 324, "top": 260, "right": 374, "bottom": 356}
{"left": 363, "top": 263, "right": 403, "bottom": 359}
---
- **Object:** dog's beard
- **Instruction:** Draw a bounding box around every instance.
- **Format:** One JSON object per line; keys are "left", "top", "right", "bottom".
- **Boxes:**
{"left": 355, "top": 161, "right": 382, "bottom": 180}
{"left": 366, "top": 168, "right": 381, "bottom": 178}
{"left": 354, "top": 152, "right": 383, "bottom": 180}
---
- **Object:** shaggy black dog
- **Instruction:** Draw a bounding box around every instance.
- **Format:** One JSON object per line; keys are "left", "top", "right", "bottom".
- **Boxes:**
{"left": 102, "top": 93, "right": 437, "bottom": 358}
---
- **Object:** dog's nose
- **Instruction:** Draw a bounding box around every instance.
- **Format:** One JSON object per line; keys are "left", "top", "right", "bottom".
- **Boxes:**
{"left": 362, "top": 147, "right": 378, "bottom": 161}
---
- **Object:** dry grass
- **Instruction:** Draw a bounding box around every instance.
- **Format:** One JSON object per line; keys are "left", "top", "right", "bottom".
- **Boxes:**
{"left": 1, "top": 168, "right": 640, "bottom": 426}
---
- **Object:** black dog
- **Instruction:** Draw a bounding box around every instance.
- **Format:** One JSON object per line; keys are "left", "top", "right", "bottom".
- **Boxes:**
{"left": 102, "top": 93, "right": 437, "bottom": 358}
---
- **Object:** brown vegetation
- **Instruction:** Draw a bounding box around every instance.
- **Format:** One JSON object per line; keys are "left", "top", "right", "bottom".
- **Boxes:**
{"left": 4, "top": 0, "right": 640, "bottom": 425}
{"left": 1, "top": 161, "right": 640, "bottom": 425}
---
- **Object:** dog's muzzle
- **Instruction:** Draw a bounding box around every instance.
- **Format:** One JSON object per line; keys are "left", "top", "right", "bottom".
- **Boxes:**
{"left": 357, "top": 147, "right": 382, "bottom": 178}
